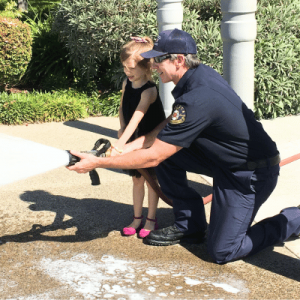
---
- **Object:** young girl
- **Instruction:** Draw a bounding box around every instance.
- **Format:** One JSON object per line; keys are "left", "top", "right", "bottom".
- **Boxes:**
{"left": 111, "top": 36, "right": 166, "bottom": 238}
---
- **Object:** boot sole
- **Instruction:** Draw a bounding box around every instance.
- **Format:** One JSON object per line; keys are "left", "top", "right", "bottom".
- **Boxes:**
{"left": 146, "top": 235, "right": 205, "bottom": 246}
{"left": 146, "top": 239, "right": 181, "bottom": 246}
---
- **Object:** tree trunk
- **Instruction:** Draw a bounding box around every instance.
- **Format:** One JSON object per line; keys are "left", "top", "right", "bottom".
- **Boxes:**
{"left": 18, "top": 0, "right": 28, "bottom": 11}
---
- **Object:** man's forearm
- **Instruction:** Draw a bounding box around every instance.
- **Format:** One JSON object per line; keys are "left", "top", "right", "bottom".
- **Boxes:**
{"left": 67, "top": 138, "right": 181, "bottom": 174}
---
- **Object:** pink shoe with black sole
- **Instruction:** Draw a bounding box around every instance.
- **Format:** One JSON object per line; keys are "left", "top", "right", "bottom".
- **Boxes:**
{"left": 138, "top": 217, "right": 158, "bottom": 238}
{"left": 122, "top": 215, "right": 143, "bottom": 236}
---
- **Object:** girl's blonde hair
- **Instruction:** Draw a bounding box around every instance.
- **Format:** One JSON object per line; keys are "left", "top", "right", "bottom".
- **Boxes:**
{"left": 120, "top": 36, "right": 154, "bottom": 80}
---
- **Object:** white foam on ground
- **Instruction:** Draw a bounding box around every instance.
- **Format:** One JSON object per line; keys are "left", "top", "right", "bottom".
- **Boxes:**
{"left": 34, "top": 254, "right": 247, "bottom": 299}
{"left": 0, "top": 133, "right": 71, "bottom": 187}
{"left": 146, "top": 268, "right": 169, "bottom": 276}
{"left": 185, "top": 277, "right": 240, "bottom": 294}
{"left": 39, "top": 255, "right": 146, "bottom": 300}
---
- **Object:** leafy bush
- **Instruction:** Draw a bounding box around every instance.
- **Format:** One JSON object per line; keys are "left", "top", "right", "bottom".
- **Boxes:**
{"left": 0, "top": 16, "right": 32, "bottom": 91}
{"left": 0, "top": 89, "right": 121, "bottom": 124}
{"left": 26, "top": 0, "right": 61, "bottom": 14}
{"left": 52, "top": 0, "right": 158, "bottom": 85}
{"left": 254, "top": 0, "right": 300, "bottom": 119}
{"left": 52, "top": 0, "right": 224, "bottom": 89}
{"left": 0, "top": 89, "right": 88, "bottom": 124}
{"left": 0, "top": 0, "right": 22, "bottom": 19}
{"left": 184, "top": 0, "right": 221, "bottom": 22}
{"left": 21, "top": 9, "right": 75, "bottom": 90}
{"left": 182, "top": 3, "right": 222, "bottom": 74}
{"left": 96, "top": 90, "right": 121, "bottom": 117}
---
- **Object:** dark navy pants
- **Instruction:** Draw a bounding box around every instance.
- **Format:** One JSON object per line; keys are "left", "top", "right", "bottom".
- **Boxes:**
{"left": 155, "top": 148, "right": 300, "bottom": 264}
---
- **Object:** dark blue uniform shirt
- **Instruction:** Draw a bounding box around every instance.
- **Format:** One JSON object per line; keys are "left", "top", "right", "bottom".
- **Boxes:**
{"left": 157, "top": 64, "right": 278, "bottom": 170}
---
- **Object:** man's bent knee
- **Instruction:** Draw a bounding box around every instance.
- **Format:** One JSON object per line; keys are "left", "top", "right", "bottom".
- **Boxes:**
{"left": 208, "top": 245, "right": 237, "bottom": 264}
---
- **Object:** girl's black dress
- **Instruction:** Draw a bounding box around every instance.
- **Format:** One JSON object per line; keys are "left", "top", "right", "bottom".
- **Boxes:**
{"left": 122, "top": 79, "right": 166, "bottom": 177}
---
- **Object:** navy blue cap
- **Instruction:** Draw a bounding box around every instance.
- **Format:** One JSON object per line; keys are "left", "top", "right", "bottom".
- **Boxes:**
{"left": 141, "top": 28, "right": 197, "bottom": 58}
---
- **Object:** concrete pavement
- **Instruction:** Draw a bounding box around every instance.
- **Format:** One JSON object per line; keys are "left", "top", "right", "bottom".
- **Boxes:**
{"left": 0, "top": 115, "right": 299, "bottom": 299}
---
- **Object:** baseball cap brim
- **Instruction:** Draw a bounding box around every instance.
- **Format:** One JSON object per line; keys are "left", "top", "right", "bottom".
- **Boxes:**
{"left": 141, "top": 49, "right": 168, "bottom": 59}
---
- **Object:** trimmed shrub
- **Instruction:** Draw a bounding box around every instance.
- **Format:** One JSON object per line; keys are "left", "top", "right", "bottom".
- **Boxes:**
{"left": 52, "top": 0, "right": 158, "bottom": 84}
{"left": 0, "top": 89, "right": 89, "bottom": 124}
{"left": 0, "top": 0, "right": 7, "bottom": 10}
{"left": 95, "top": 90, "right": 121, "bottom": 117}
{"left": 0, "top": 88, "right": 121, "bottom": 125}
{"left": 254, "top": 0, "right": 300, "bottom": 119}
{"left": 0, "top": 16, "right": 32, "bottom": 91}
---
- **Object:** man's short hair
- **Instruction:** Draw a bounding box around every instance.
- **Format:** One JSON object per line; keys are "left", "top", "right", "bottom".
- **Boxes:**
{"left": 170, "top": 54, "right": 201, "bottom": 69}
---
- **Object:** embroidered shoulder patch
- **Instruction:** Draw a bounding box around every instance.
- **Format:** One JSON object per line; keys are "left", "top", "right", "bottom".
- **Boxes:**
{"left": 170, "top": 104, "right": 186, "bottom": 124}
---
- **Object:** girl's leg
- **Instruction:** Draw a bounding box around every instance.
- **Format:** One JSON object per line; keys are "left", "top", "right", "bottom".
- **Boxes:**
{"left": 144, "top": 180, "right": 159, "bottom": 231}
{"left": 126, "top": 175, "right": 145, "bottom": 229}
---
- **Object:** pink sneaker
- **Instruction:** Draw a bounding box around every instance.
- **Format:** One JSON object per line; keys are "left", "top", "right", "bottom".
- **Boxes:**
{"left": 138, "top": 217, "right": 158, "bottom": 238}
{"left": 122, "top": 215, "right": 143, "bottom": 236}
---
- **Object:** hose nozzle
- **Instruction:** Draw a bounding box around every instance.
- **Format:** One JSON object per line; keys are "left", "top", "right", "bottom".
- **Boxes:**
{"left": 66, "top": 139, "right": 111, "bottom": 186}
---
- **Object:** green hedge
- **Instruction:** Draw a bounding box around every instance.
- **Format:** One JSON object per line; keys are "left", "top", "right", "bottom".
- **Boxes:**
{"left": 0, "top": 89, "right": 121, "bottom": 125}
{"left": 0, "top": 16, "right": 32, "bottom": 91}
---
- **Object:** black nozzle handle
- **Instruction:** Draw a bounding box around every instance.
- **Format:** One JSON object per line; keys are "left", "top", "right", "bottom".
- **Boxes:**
{"left": 92, "top": 139, "right": 111, "bottom": 157}
{"left": 89, "top": 169, "right": 100, "bottom": 185}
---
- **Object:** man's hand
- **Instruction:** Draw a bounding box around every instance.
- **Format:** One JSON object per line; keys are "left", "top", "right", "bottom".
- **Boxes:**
{"left": 66, "top": 150, "right": 100, "bottom": 173}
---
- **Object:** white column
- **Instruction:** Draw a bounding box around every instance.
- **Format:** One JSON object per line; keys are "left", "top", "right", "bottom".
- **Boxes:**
{"left": 157, "top": 0, "right": 183, "bottom": 116}
{"left": 18, "top": 0, "right": 28, "bottom": 11}
{"left": 221, "top": 0, "right": 257, "bottom": 110}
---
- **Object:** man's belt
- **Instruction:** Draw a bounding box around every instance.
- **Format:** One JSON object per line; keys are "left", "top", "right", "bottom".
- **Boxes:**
{"left": 232, "top": 153, "right": 281, "bottom": 171}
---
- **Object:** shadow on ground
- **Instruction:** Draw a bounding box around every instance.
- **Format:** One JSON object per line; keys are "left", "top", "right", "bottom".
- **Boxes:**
{"left": 183, "top": 242, "right": 300, "bottom": 282}
{"left": 64, "top": 120, "right": 118, "bottom": 139}
{"left": 0, "top": 190, "right": 174, "bottom": 244}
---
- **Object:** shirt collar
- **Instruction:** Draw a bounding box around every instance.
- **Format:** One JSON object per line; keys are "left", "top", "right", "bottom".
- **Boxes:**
{"left": 171, "top": 68, "right": 196, "bottom": 99}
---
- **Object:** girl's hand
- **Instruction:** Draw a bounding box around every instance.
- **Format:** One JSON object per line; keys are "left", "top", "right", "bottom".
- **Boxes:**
{"left": 109, "top": 145, "right": 123, "bottom": 157}
{"left": 110, "top": 147, "right": 120, "bottom": 157}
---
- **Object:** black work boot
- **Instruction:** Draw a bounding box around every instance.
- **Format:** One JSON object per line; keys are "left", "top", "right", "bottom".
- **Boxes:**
{"left": 145, "top": 224, "right": 205, "bottom": 246}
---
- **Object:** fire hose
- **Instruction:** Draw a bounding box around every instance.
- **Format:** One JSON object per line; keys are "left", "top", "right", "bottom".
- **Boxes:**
{"left": 67, "top": 139, "right": 300, "bottom": 207}
{"left": 66, "top": 138, "right": 173, "bottom": 206}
